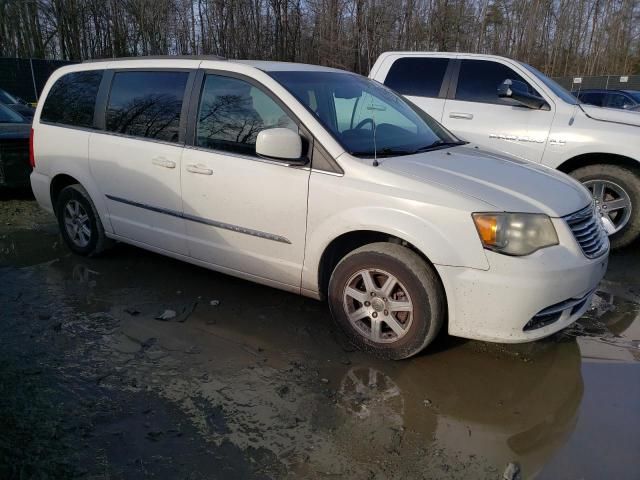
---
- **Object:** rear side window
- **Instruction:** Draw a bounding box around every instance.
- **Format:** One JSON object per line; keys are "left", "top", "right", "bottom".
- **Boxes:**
{"left": 41, "top": 71, "right": 103, "bottom": 128}
{"left": 578, "top": 92, "right": 604, "bottom": 106}
{"left": 196, "top": 74, "right": 297, "bottom": 157}
{"left": 384, "top": 58, "right": 449, "bottom": 98}
{"left": 455, "top": 60, "right": 540, "bottom": 105}
{"left": 106, "top": 71, "right": 189, "bottom": 143}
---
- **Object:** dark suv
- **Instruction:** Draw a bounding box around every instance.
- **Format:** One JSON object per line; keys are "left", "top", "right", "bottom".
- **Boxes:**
{"left": 573, "top": 89, "right": 640, "bottom": 111}
{"left": 0, "top": 103, "right": 31, "bottom": 188}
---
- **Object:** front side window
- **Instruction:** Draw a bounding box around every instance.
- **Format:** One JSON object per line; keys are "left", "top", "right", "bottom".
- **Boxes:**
{"left": 384, "top": 57, "right": 449, "bottom": 98}
{"left": 106, "top": 71, "right": 188, "bottom": 143}
{"left": 41, "top": 70, "right": 103, "bottom": 127}
{"left": 605, "top": 93, "right": 633, "bottom": 109}
{"left": 455, "top": 60, "right": 540, "bottom": 106}
{"left": 270, "top": 71, "right": 458, "bottom": 157}
{"left": 196, "top": 74, "right": 297, "bottom": 156}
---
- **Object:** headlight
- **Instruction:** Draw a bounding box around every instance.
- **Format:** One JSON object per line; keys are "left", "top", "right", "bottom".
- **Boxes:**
{"left": 472, "top": 212, "right": 559, "bottom": 256}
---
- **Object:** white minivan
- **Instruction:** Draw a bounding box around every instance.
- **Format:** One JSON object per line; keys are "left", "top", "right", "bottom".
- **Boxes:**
{"left": 31, "top": 57, "right": 608, "bottom": 359}
{"left": 370, "top": 52, "right": 640, "bottom": 248}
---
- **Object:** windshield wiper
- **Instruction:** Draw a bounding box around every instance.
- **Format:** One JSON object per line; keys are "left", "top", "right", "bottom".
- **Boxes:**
{"left": 411, "top": 140, "right": 467, "bottom": 153}
{"left": 350, "top": 147, "right": 414, "bottom": 158}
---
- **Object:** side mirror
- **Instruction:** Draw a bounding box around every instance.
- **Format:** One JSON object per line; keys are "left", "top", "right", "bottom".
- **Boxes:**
{"left": 498, "top": 79, "right": 549, "bottom": 110}
{"left": 255, "top": 128, "right": 306, "bottom": 165}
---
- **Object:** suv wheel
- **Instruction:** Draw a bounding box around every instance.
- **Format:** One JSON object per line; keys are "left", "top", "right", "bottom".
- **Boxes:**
{"left": 328, "top": 242, "right": 445, "bottom": 360}
{"left": 56, "top": 184, "right": 111, "bottom": 256}
{"left": 570, "top": 164, "right": 640, "bottom": 249}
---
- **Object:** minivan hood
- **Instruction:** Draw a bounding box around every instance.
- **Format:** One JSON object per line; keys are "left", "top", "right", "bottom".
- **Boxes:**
{"left": 580, "top": 104, "right": 640, "bottom": 127}
{"left": 382, "top": 146, "right": 591, "bottom": 217}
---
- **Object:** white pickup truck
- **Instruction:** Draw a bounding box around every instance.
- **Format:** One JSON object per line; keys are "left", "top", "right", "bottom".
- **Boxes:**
{"left": 370, "top": 52, "right": 640, "bottom": 248}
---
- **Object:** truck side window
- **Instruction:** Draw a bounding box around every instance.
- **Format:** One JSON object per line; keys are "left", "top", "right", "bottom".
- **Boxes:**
{"left": 41, "top": 71, "right": 103, "bottom": 128}
{"left": 455, "top": 60, "right": 540, "bottom": 106}
{"left": 196, "top": 74, "right": 296, "bottom": 157}
{"left": 384, "top": 58, "right": 449, "bottom": 98}
{"left": 605, "top": 93, "right": 633, "bottom": 109}
{"left": 106, "top": 71, "right": 189, "bottom": 143}
{"left": 578, "top": 92, "right": 604, "bottom": 106}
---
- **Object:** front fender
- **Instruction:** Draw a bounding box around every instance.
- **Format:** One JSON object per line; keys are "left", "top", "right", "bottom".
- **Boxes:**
{"left": 301, "top": 206, "right": 489, "bottom": 294}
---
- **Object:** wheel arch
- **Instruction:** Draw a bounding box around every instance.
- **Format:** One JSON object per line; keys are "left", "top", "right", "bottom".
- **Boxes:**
{"left": 316, "top": 230, "right": 443, "bottom": 301}
{"left": 50, "top": 173, "right": 81, "bottom": 212}
{"left": 557, "top": 152, "right": 640, "bottom": 174}
{"left": 49, "top": 171, "right": 114, "bottom": 235}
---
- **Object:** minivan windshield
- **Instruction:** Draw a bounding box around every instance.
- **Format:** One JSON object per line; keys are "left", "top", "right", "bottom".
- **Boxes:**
{"left": 269, "top": 71, "right": 461, "bottom": 157}
{"left": 519, "top": 63, "right": 578, "bottom": 105}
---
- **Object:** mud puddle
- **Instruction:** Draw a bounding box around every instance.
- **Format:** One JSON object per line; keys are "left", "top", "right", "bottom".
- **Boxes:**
{"left": 0, "top": 198, "right": 638, "bottom": 479}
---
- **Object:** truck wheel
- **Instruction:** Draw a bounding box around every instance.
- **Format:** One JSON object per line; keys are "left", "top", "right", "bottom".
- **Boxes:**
{"left": 570, "top": 164, "right": 640, "bottom": 249}
{"left": 328, "top": 242, "right": 445, "bottom": 360}
{"left": 56, "top": 184, "right": 111, "bottom": 256}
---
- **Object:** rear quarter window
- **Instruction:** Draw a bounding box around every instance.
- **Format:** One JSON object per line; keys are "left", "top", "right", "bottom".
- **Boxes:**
{"left": 41, "top": 71, "right": 103, "bottom": 128}
{"left": 383, "top": 57, "right": 449, "bottom": 98}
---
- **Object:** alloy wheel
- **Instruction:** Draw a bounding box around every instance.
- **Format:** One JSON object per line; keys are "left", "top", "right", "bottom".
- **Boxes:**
{"left": 583, "top": 179, "right": 632, "bottom": 235}
{"left": 342, "top": 268, "right": 414, "bottom": 344}
{"left": 63, "top": 199, "right": 92, "bottom": 248}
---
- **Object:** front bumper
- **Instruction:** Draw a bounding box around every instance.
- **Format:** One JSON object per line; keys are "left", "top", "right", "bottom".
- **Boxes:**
{"left": 436, "top": 237, "right": 608, "bottom": 343}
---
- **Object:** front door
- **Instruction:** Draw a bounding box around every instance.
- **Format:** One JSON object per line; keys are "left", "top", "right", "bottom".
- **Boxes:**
{"left": 441, "top": 58, "right": 554, "bottom": 163}
{"left": 89, "top": 69, "right": 193, "bottom": 254}
{"left": 181, "top": 72, "right": 310, "bottom": 289}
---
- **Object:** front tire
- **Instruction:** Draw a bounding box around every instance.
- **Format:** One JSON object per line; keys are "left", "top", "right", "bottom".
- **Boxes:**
{"left": 56, "top": 184, "right": 111, "bottom": 256}
{"left": 328, "top": 242, "right": 446, "bottom": 360}
{"left": 570, "top": 164, "right": 640, "bottom": 249}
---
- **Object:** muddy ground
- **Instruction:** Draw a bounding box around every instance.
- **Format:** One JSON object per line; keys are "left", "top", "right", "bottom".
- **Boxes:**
{"left": 0, "top": 192, "right": 638, "bottom": 480}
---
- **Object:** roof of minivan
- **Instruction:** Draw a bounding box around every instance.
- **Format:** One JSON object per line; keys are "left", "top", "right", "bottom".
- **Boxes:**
{"left": 82, "top": 56, "right": 348, "bottom": 74}
{"left": 232, "top": 60, "right": 347, "bottom": 73}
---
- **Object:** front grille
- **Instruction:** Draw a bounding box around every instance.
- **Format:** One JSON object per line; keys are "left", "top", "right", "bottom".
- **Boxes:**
{"left": 564, "top": 204, "right": 608, "bottom": 258}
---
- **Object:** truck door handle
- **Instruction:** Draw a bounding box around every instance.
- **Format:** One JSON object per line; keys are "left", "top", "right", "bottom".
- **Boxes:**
{"left": 152, "top": 157, "right": 176, "bottom": 169}
{"left": 449, "top": 112, "right": 474, "bottom": 120}
{"left": 186, "top": 164, "right": 213, "bottom": 175}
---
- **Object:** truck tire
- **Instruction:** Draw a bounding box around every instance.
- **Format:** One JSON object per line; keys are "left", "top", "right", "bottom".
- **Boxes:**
{"left": 56, "top": 184, "right": 112, "bottom": 256}
{"left": 328, "top": 242, "right": 446, "bottom": 360}
{"left": 570, "top": 164, "right": 640, "bottom": 249}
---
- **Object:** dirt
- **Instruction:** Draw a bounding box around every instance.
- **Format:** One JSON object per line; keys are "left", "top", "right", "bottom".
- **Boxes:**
{"left": 1, "top": 193, "right": 639, "bottom": 479}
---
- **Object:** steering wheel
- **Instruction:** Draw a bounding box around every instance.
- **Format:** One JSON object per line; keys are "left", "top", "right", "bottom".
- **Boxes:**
{"left": 354, "top": 118, "right": 374, "bottom": 130}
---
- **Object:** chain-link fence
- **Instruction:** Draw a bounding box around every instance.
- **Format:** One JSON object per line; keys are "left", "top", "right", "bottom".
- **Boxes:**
{"left": 552, "top": 75, "right": 640, "bottom": 92}
{"left": 0, "top": 58, "right": 76, "bottom": 104}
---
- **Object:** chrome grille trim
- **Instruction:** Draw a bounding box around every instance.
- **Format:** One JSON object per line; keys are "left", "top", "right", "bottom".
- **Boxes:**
{"left": 564, "top": 204, "right": 608, "bottom": 259}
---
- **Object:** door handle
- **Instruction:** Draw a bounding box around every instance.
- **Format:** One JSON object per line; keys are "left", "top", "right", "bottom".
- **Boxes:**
{"left": 186, "top": 164, "right": 214, "bottom": 175}
{"left": 152, "top": 157, "right": 176, "bottom": 169}
{"left": 449, "top": 112, "right": 474, "bottom": 120}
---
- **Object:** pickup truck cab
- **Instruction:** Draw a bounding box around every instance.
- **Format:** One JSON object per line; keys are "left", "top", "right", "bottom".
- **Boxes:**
{"left": 370, "top": 52, "right": 640, "bottom": 248}
{"left": 31, "top": 57, "right": 608, "bottom": 359}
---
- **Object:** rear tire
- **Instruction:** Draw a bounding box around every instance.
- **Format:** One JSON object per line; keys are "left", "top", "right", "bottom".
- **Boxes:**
{"left": 56, "top": 184, "right": 111, "bottom": 256}
{"left": 570, "top": 164, "right": 640, "bottom": 249}
{"left": 328, "top": 242, "right": 446, "bottom": 360}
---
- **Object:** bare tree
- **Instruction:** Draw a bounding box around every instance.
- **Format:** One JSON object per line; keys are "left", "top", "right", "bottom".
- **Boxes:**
{"left": 0, "top": 0, "right": 638, "bottom": 76}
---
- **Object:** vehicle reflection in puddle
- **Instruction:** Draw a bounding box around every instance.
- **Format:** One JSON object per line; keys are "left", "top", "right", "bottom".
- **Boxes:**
{"left": 327, "top": 339, "right": 583, "bottom": 478}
